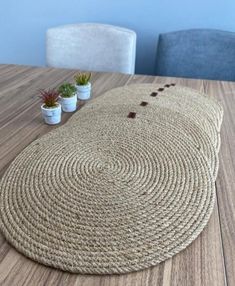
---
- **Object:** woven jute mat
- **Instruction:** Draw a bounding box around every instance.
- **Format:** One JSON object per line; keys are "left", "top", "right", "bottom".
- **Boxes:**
{"left": 0, "top": 84, "right": 222, "bottom": 274}
{"left": 76, "top": 84, "right": 222, "bottom": 151}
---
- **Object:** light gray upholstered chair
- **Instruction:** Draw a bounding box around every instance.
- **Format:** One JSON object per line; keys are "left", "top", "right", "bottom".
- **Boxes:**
{"left": 46, "top": 23, "right": 137, "bottom": 74}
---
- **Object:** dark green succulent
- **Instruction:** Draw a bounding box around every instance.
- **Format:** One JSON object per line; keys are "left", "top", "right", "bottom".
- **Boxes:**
{"left": 58, "top": 83, "right": 77, "bottom": 98}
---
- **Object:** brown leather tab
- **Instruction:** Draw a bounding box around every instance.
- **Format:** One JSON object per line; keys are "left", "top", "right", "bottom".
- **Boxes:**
{"left": 128, "top": 112, "right": 136, "bottom": 119}
{"left": 140, "top": 101, "right": 148, "bottom": 106}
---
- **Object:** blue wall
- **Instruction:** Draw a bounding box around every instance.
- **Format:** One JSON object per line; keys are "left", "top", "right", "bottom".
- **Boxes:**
{"left": 1, "top": 0, "right": 235, "bottom": 75}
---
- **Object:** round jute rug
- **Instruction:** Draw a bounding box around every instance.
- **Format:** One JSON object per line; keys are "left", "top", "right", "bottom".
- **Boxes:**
{"left": 84, "top": 84, "right": 223, "bottom": 131}
{"left": 0, "top": 84, "right": 221, "bottom": 274}
{"left": 78, "top": 84, "right": 222, "bottom": 151}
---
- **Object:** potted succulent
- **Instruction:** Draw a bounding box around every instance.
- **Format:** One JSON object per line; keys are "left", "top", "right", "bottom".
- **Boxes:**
{"left": 58, "top": 82, "right": 77, "bottom": 112}
{"left": 74, "top": 72, "right": 92, "bottom": 100}
{"left": 39, "top": 89, "right": 61, "bottom": 125}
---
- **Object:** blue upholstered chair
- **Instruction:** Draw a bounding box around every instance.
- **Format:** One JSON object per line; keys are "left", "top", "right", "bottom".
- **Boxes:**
{"left": 46, "top": 23, "right": 136, "bottom": 74}
{"left": 155, "top": 29, "right": 235, "bottom": 81}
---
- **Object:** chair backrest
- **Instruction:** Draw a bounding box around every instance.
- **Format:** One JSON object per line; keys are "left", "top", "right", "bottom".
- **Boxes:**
{"left": 155, "top": 29, "right": 235, "bottom": 81}
{"left": 46, "top": 23, "right": 136, "bottom": 74}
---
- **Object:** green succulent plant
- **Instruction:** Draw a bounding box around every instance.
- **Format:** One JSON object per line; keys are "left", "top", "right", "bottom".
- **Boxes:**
{"left": 58, "top": 83, "right": 77, "bottom": 98}
{"left": 74, "top": 72, "right": 91, "bottom": 86}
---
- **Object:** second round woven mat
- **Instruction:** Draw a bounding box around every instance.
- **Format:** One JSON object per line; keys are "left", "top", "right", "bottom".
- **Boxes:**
{"left": 75, "top": 84, "right": 222, "bottom": 151}
{"left": 0, "top": 84, "right": 221, "bottom": 274}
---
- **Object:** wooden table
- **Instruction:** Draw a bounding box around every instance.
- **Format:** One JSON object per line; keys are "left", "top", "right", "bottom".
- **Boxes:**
{"left": 0, "top": 64, "right": 234, "bottom": 286}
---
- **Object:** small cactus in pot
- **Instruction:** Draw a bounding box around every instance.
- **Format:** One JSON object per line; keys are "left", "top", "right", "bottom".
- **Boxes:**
{"left": 39, "top": 89, "right": 61, "bottom": 125}
{"left": 58, "top": 82, "right": 77, "bottom": 112}
{"left": 74, "top": 72, "right": 92, "bottom": 100}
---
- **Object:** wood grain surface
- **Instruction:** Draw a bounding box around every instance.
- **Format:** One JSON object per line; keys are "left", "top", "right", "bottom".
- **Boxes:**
{"left": 0, "top": 64, "right": 234, "bottom": 286}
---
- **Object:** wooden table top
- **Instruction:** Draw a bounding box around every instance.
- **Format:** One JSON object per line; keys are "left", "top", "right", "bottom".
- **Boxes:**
{"left": 0, "top": 64, "right": 234, "bottom": 286}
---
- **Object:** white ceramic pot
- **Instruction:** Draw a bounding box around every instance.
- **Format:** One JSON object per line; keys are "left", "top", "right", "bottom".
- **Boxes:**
{"left": 59, "top": 94, "right": 77, "bottom": 112}
{"left": 41, "top": 104, "right": 61, "bottom": 125}
{"left": 76, "top": 82, "right": 91, "bottom": 100}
